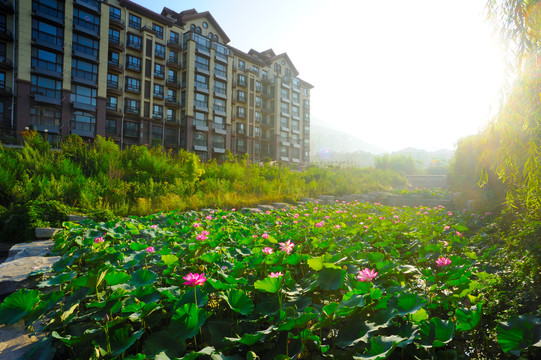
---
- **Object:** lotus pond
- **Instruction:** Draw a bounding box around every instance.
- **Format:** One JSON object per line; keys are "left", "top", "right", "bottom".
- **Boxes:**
{"left": 1, "top": 200, "right": 540, "bottom": 359}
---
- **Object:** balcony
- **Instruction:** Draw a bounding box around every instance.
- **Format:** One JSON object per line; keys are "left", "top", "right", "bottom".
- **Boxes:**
{"left": 29, "top": 115, "right": 60, "bottom": 133}
{"left": 106, "top": 81, "right": 122, "bottom": 96}
{"left": 194, "top": 81, "right": 209, "bottom": 94}
{"left": 125, "top": 105, "right": 140, "bottom": 115}
{"left": 126, "top": 83, "right": 141, "bottom": 94}
{"left": 30, "top": 59, "right": 62, "bottom": 79}
{"left": 109, "top": 15, "right": 125, "bottom": 30}
{"left": 74, "top": 0, "right": 101, "bottom": 14}
{"left": 165, "top": 97, "right": 180, "bottom": 108}
{"left": 213, "top": 105, "right": 226, "bottom": 116}
{"left": 0, "top": 83, "right": 12, "bottom": 97}
{"left": 214, "top": 87, "right": 227, "bottom": 99}
{"left": 72, "top": 43, "right": 98, "bottom": 62}
{"left": 127, "top": 40, "right": 142, "bottom": 52}
{"left": 71, "top": 100, "right": 96, "bottom": 112}
{"left": 70, "top": 120, "right": 95, "bottom": 138}
{"left": 0, "top": 25, "right": 13, "bottom": 42}
{"left": 193, "top": 119, "right": 208, "bottom": 132}
{"left": 32, "top": 33, "right": 63, "bottom": 52}
{"left": 106, "top": 103, "right": 121, "bottom": 114}
{"left": 73, "top": 18, "right": 100, "bottom": 38}
{"left": 152, "top": 111, "right": 163, "bottom": 120}
{"left": 166, "top": 77, "right": 180, "bottom": 89}
{"left": 108, "top": 59, "right": 123, "bottom": 73}
{"left": 126, "top": 62, "right": 141, "bottom": 72}
{"left": 0, "top": 0, "right": 13, "bottom": 13}
{"left": 154, "top": 71, "right": 165, "bottom": 80}
{"left": 108, "top": 35, "right": 124, "bottom": 52}
{"left": 167, "top": 39, "right": 181, "bottom": 50}
{"left": 32, "top": 2, "right": 63, "bottom": 24}
{"left": 72, "top": 68, "right": 98, "bottom": 86}
{"left": 153, "top": 91, "right": 164, "bottom": 99}
{"left": 124, "top": 127, "right": 139, "bottom": 137}
{"left": 32, "top": 87, "right": 61, "bottom": 105}
{"left": 167, "top": 57, "right": 180, "bottom": 69}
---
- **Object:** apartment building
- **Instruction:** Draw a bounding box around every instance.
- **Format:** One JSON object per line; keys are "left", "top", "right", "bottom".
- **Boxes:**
{"left": 2, "top": 0, "right": 313, "bottom": 166}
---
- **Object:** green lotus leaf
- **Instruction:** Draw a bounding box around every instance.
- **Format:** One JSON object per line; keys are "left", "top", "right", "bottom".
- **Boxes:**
{"left": 129, "top": 269, "right": 157, "bottom": 287}
{"left": 0, "top": 289, "right": 41, "bottom": 325}
{"left": 497, "top": 314, "right": 541, "bottom": 354}
{"left": 353, "top": 335, "right": 404, "bottom": 359}
{"left": 419, "top": 317, "right": 455, "bottom": 348}
{"left": 105, "top": 271, "right": 131, "bottom": 286}
{"left": 111, "top": 326, "right": 144, "bottom": 357}
{"left": 161, "top": 254, "right": 179, "bottom": 266}
{"left": 335, "top": 314, "right": 375, "bottom": 348}
{"left": 254, "top": 277, "right": 281, "bottom": 293}
{"left": 169, "top": 303, "right": 208, "bottom": 341}
{"left": 143, "top": 330, "right": 186, "bottom": 358}
{"left": 223, "top": 289, "right": 254, "bottom": 315}
{"left": 393, "top": 293, "right": 426, "bottom": 316}
{"left": 318, "top": 268, "right": 345, "bottom": 290}
{"left": 455, "top": 303, "right": 482, "bottom": 332}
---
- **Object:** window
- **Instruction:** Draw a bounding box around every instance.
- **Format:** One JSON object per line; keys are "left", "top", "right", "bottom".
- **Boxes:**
{"left": 280, "top": 117, "right": 289, "bottom": 129}
{"left": 214, "top": 116, "right": 225, "bottom": 130}
{"left": 0, "top": 72, "right": 4, "bottom": 89}
{"left": 280, "top": 146, "right": 288, "bottom": 158}
{"left": 256, "top": 81, "right": 261, "bottom": 92}
{"left": 255, "top": 112, "right": 261, "bottom": 123}
{"left": 166, "top": 108, "right": 176, "bottom": 122}
{"left": 168, "top": 50, "right": 178, "bottom": 64}
{"left": 167, "top": 89, "right": 177, "bottom": 101}
{"left": 292, "top": 120, "right": 300, "bottom": 131}
{"left": 71, "top": 111, "right": 96, "bottom": 133}
{"left": 213, "top": 98, "right": 225, "bottom": 113}
{"left": 32, "top": 0, "right": 64, "bottom": 20}
{"left": 237, "top": 90, "right": 246, "bottom": 103}
{"left": 195, "top": 55, "right": 209, "bottom": 71}
{"left": 303, "top": 88, "right": 309, "bottom": 96}
{"left": 303, "top": 99, "right": 310, "bottom": 108}
{"left": 73, "top": 8, "right": 100, "bottom": 34}
{"left": 291, "top": 133, "right": 299, "bottom": 143}
{"left": 236, "top": 122, "right": 245, "bottom": 135}
{"left": 154, "top": 63, "right": 164, "bottom": 78}
{"left": 72, "top": 59, "right": 98, "bottom": 83}
{"left": 166, "top": 127, "right": 177, "bottom": 144}
{"left": 194, "top": 93, "right": 208, "bottom": 109}
{"left": 281, "top": 88, "right": 289, "bottom": 99}
{"left": 213, "top": 134, "right": 225, "bottom": 149}
{"left": 124, "top": 121, "right": 139, "bottom": 136}
{"left": 262, "top": 70, "right": 268, "bottom": 80}
{"left": 126, "top": 55, "right": 141, "bottom": 71}
{"left": 105, "top": 119, "right": 117, "bottom": 133}
{"left": 292, "top": 106, "right": 300, "bottom": 118}
{"left": 71, "top": 85, "right": 97, "bottom": 106}
{"left": 29, "top": 106, "right": 61, "bottom": 127}
{"left": 281, "top": 103, "right": 289, "bottom": 115}
{"left": 255, "top": 96, "right": 261, "bottom": 107}
{"left": 214, "top": 63, "right": 227, "bottom": 78}
{"left": 254, "top": 126, "right": 261, "bottom": 137}
{"left": 238, "top": 60, "right": 245, "bottom": 70}
{"left": 125, "top": 99, "right": 140, "bottom": 114}
{"left": 153, "top": 104, "right": 163, "bottom": 119}
{"left": 194, "top": 132, "right": 207, "bottom": 147}
{"left": 237, "top": 107, "right": 246, "bottom": 119}
{"left": 194, "top": 112, "right": 207, "bottom": 127}
{"left": 168, "top": 69, "right": 177, "bottom": 83}
{"left": 152, "top": 23, "right": 164, "bottom": 39}
{"left": 31, "top": 48, "right": 62, "bottom": 73}
{"left": 291, "top": 148, "right": 300, "bottom": 159}
{"left": 108, "top": 51, "right": 120, "bottom": 66}
{"left": 107, "top": 96, "right": 118, "bottom": 110}
{"left": 285, "top": 68, "right": 291, "bottom": 76}
{"left": 153, "top": 84, "right": 164, "bottom": 98}
{"left": 109, "top": 28, "right": 120, "bottom": 44}
{"left": 193, "top": 33, "right": 210, "bottom": 51}
{"left": 195, "top": 74, "right": 208, "bottom": 90}
{"left": 252, "top": 66, "right": 259, "bottom": 75}
{"left": 32, "top": 19, "right": 63, "bottom": 47}
{"left": 107, "top": 73, "right": 118, "bottom": 88}
{"left": 238, "top": 74, "right": 246, "bottom": 87}
{"left": 214, "top": 80, "right": 226, "bottom": 96}
{"left": 127, "top": 33, "right": 142, "bottom": 50}
{"left": 292, "top": 78, "right": 300, "bottom": 89}
{"left": 72, "top": 33, "right": 99, "bottom": 58}
{"left": 126, "top": 77, "right": 140, "bottom": 92}
{"left": 170, "top": 31, "right": 179, "bottom": 44}
{"left": 236, "top": 139, "right": 246, "bottom": 152}
{"left": 155, "top": 43, "right": 165, "bottom": 58}
{"left": 292, "top": 92, "right": 300, "bottom": 104}
{"left": 31, "top": 75, "right": 61, "bottom": 99}
{"left": 129, "top": 14, "right": 141, "bottom": 29}
{"left": 110, "top": 6, "right": 121, "bottom": 21}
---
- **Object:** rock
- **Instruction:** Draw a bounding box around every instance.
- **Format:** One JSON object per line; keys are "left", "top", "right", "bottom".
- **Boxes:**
{"left": 7, "top": 240, "right": 54, "bottom": 261}
{"left": 240, "top": 208, "right": 260, "bottom": 214}
{"left": 272, "top": 203, "right": 289, "bottom": 209}
{"left": 0, "top": 320, "right": 44, "bottom": 360}
{"left": 300, "top": 197, "right": 316, "bottom": 203}
{"left": 34, "top": 228, "right": 61, "bottom": 240}
{"left": 257, "top": 205, "right": 275, "bottom": 212}
{"left": 67, "top": 214, "right": 90, "bottom": 223}
{"left": 0, "top": 256, "right": 60, "bottom": 295}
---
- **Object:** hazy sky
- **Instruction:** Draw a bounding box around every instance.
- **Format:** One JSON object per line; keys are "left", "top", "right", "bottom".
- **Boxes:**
{"left": 137, "top": 0, "right": 506, "bottom": 152}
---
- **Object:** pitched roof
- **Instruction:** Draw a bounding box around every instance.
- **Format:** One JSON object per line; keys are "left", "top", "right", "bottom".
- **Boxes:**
{"left": 119, "top": 0, "right": 175, "bottom": 26}
{"left": 179, "top": 10, "right": 231, "bottom": 44}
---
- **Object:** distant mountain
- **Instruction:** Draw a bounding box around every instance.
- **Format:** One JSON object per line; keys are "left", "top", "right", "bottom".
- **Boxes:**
{"left": 310, "top": 124, "right": 388, "bottom": 156}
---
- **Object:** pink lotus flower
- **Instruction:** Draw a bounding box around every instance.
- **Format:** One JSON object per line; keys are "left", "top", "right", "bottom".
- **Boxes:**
{"left": 325, "top": 216, "right": 330, "bottom": 219}
{"left": 94, "top": 236, "right": 104, "bottom": 243}
{"left": 183, "top": 273, "right": 207, "bottom": 287}
{"left": 357, "top": 268, "right": 378, "bottom": 282}
{"left": 196, "top": 230, "right": 209, "bottom": 241}
{"left": 279, "top": 240, "right": 295, "bottom": 254}
{"left": 436, "top": 256, "right": 452, "bottom": 267}
{"left": 269, "top": 272, "right": 283, "bottom": 278}
{"left": 205, "top": 215, "right": 212, "bottom": 221}
{"left": 193, "top": 223, "right": 201, "bottom": 228}
{"left": 456, "top": 231, "right": 463, "bottom": 237}
{"left": 315, "top": 221, "right": 325, "bottom": 228}
{"left": 150, "top": 224, "right": 158, "bottom": 229}
{"left": 266, "top": 211, "right": 271, "bottom": 215}
{"left": 262, "top": 247, "right": 274, "bottom": 254}
{"left": 334, "top": 225, "right": 341, "bottom": 229}
{"left": 294, "top": 213, "right": 299, "bottom": 218}
{"left": 262, "top": 233, "right": 269, "bottom": 239}
{"left": 145, "top": 246, "right": 155, "bottom": 253}
{"left": 443, "top": 225, "right": 451, "bottom": 230}
{"left": 293, "top": 221, "right": 298, "bottom": 224}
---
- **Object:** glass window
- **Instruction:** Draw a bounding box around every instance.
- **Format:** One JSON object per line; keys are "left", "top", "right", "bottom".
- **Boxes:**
{"left": 71, "top": 84, "right": 97, "bottom": 106}
{"left": 110, "top": 6, "right": 121, "bottom": 21}
{"left": 108, "top": 51, "right": 119, "bottom": 66}
{"left": 195, "top": 74, "right": 208, "bottom": 89}
{"left": 72, "top": 33, "right": 99, "bottom": 57}
{"left": 238, "top": 60, "right": 245, "bottom": 70}
{"left": 154, "top": 84, "right": 164, "bottom": 98}
{"left": 214, "top": 116, "right": 225, "bottom": 130}
{"left": 124, "top": 121, "right": 139, "bottom": 136}
{"left": 155, "top": 43, "right": 165, "bottom": 58}
{"left": 213, "top": 98, "right": 226, "bottom": 113}
{"left": 154, "top": 63, "right": 164, "bottom": 78}
{"left": 237, "top": 90, "right": 246, "bottom": 102}
{"left": 109, "top": 28, "right": 120, "bottom": 43}
{"left": 105, "top": 119, "right": 117, "bottom": 132}
{"left": 107, "top": 96, "right": 118, "bottom": 109}
{"left": 194, "top": 112, "right": 207, "bottom": 127}
{"left": 152, "top": 23, "right": 164, "bottom": 39}
{"left": 107, "top": 73, "right": 118, "bottom": 87}
{"left": 255, "top": 112, "right": 261, "bottom": 123}
{"left": 280, "top": 117, "right": 289, "bottom": 129}
{"left": 170, "top": 31, "right": 179, "bottom": 44}
{"left": 126, "top": 77, "right": 140, "bottom": 92}
{"left": 194, "top": 131, "right": 207, "bottom": 147}
{"left": 71, "top": 111, "right": 96, "bottom": 133}
{"left": 128, "top": 33, "right": 142, "bottom": 49}
{"left": 238, "top": 74, "right": 246, "bottom": 86}
{"left": 32, "top": 19, "right": 63, "bottom": 46}
{"left": 195, "top": 55, "right": 209, "bottom": 71}
{"left": 31, "top": 75, "right": 61, "bottom": 98}
{"left": 237, "top": 107, "right": 246, "bottom": 119}
{"left": 31, "top": 48, "right": 62, "bottom": 72}
{"left": 166, "top": 108, "right": 176, "bottom": 121}
{"left": 212, "top": 134, "right": 225, "bottom": 148}
{"left": 125, "top": 99, "right": 140, "bottom": 113}
{"left": 73, "top": 8, "right": 99, "bottom": 33}
{"left": 32, "top": 0, "right": 64, "bottom": 20}
{"left": 153, "top": 105, "right": 163, "bottom": 118}
{"left": 214, "top": 80, "right": 226, "bottom": 95}
{"left": 255, "top": 96, "right": 261, "bottom": 107}
{"left": 281, "top": 102, "right": 289, "bottom": 114}
{"left": 129, "top": 14, "right": 141, "bottom": 29}
{"left": 214, "top": 63, "right": 227, "bottom": 78}
{"left": 236, "top": 122, "right": 245, "bottom": 134}
{"left": 168, "top": 69, "right": 177, "bottom": 82}
{"left": 72, "top": 59, "right": 98, "bottom": 83}
{"left": 252, "top": 66, "right": 259, "bottom": 75}
{"left": 126, "top": 55, "right": 141, "bottom": 71}
{"left": 256, "top": 81, "right": 261, "bottom": 92}
{"left": 262, "top": 70, "right": 268, "bottom": 80}
{"left": 194, "top": 93, "right": 208, "bottom": 108}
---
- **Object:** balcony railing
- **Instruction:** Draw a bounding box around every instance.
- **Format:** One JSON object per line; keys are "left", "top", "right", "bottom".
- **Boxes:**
{"left": 125, "top": 105, "right": 140, "bottom": 114}
{"left": 74, "top": 0, "right": 100, "bottom": 13}
{"left": 30, "top": 115, "right": 60, "bottom": 127}
{"left": 107, "top": 80, "right": 119, "bottom": 89}
{"left": 32, "top": 2, "right": 64, "bottom": 22}
{"left": 153, "top": 91, "right": 164, "bottom": 99}
{"left": 73, "top": 17, "right": 100, "bottom": 36}
{"left": 126, "top": 83, "right": 141, "bottom": 93}
{"left": 72, "top": 43, "right": 98, "bottom": 59}
{"left": 72, "top": 68, "right": 98, "bottom": 84}
{"left": 126, "top": 62, "right": 141, "bottom": 72}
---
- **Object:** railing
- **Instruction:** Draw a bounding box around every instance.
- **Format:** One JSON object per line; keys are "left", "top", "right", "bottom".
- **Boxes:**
{"left": 214, "top": 87, "right": 226, "bottom": 96}
{"left": 30, "top": 115, "right": 60, "bottom": 127}
{"left": 194, "top": 119, "right": 207, "bottom": 128}
{"left": 126, "top": 62, "right": 141, "bottom": 71}
{"left": 153, "top": 91, "right": 164, "bottom": 99}
{"left": 109, "top": 34, "right": 120, "bottom": 44}
{"left": 72, "top": 68, "right": 97, "bottom": 83}
{"left": 73, "top": 17, "right": 100, "bottom": 35}
{"left": 195, "top": 81, "right": 208, "bottom": 90}
{"left": 73, "top": 43, "right": 98, "bottom": 58}
{"left": 152, "top": 111, "right": 163, "bottom": 119}
{"left": 126, "top": 84, "right": 140, "bottom": 92}
{"left": 125, "top": 105, "right": 140, "bottom": 114}
{"left": 107, "top": 80, "right": 119, "bottom": 89}
{"left": 155, "top": 50, "right": 165, "bottom": 58}
{"left": 33, "top": 32, "right": 63, "bottom": 48}
{"left": 75, "top": 0, "right": 100, "bottom": 12}
{"left": 70, "top": 120, "right": 95, "bottom": 133}
{"left": 194, "top": 100, "right": 208, "bottom": 108}
{"left": 154, "top": 71, "right": 164, "bottom": 79}
{"left": 31, "top": 86, "right": 61, "bottom": 99}
{"left": 128, "top": 19, "right": 141, "bottom": 29}
{"left": 213, "top": 122, "right": 226, "bottom": 131}
{"left": 213, "top": 105, "right": 225, "bottom": 113}
{"left": 33, "top": 2, "right": 64, "bottom": 20}
{"left": 32, "top": 58, "right": 62, "bottom": 73}
{"left": 214, "top": 69, "right": 227, "bottom": 78}
{"left": 127, "top": 40, "right": 142, "bottom": 50}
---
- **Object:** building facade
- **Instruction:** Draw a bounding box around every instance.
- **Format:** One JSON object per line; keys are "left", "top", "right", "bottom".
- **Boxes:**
{"left": 1, "top": 0, "right": 312, "bottom": 165}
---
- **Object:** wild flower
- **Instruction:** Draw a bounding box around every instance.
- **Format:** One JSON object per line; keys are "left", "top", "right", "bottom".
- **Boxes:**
{"left": 262, "top": 247, "right": 274, "bottom": 254}
{"left": 262, "top": 233, "right": 269, "bottom": 239}
{"left": 334, "top": 225, "right": 341, "bottom": 229}
{"left": 443, "top": 225, "right": 451, "bottom": 230}
{"left": 145, "top": 246, "right": 155, "bottom": 253}
{"left": 315, "top": 221, "right": 325, "bottom": 228}
{"left": 196, "top": 230, "right": 209, "bottom": 241}
{"left": 269, "top": 272, "right": 283, "bottom": 278}
{"left": 205, "top": 215, "right": 213, "bottom": 221}
{"left": 357, "top": 268, "right": 378, "bottom": 282}
{"left": 193, "top": 223, "right": 201, "bottom": 228}
{"left": 150, "top": 225, "right": 158, "bottom": 229}
{"left": 294, "top": 213, "right": 299, "bottom": 218}
{"left": 279, "top": 240, "right": 295, "bottom": 254}
{"left": 94, "top": 236, "right": 104, "bottom": 243}
{"left": 456, "top": 231, "right": 463, "bottom": 237}
{"left": 183, "top": 273, "right": 207, "bottom": 287}
{"left": 436, "top": 256, "right": 452, "bottom": 267}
